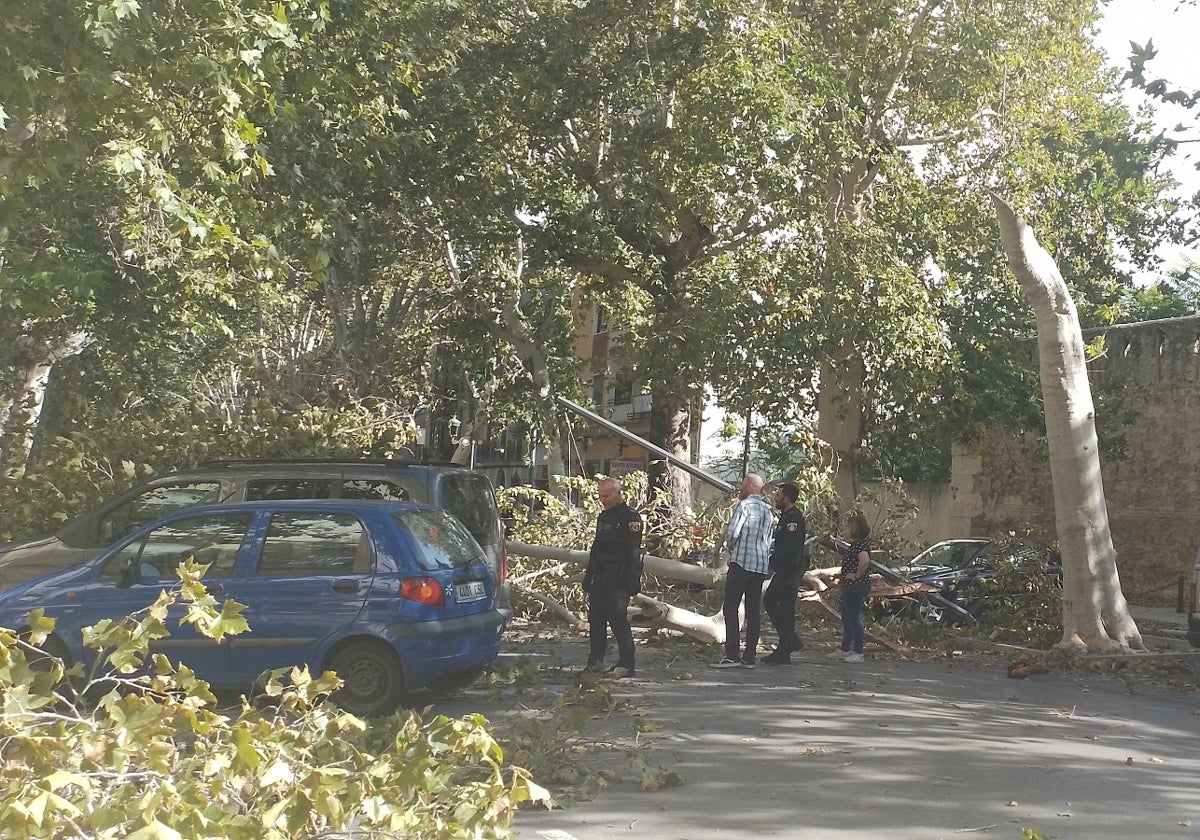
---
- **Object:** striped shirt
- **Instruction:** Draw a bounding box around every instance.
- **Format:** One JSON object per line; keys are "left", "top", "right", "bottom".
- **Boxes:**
{"left": 724, "top": 493, "right": 773, "bottom": 575}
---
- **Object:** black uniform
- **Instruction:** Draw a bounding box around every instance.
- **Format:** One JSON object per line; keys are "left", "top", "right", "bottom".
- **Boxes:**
{"left": 764, "top": 505, "right": 808, "bottom": 657}
{"left": 583, "top": 502, "right": 644, "bottom": 671}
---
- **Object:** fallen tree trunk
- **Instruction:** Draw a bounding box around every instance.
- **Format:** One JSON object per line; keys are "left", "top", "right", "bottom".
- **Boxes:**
{"left": 631, "top": 594, "right": 726, "bottom": 644}
{"left": 506, "top": 542, "right": 925, "bottom": 650}
{"left": 506, "top": 541, "right": 723, "bottom": 587}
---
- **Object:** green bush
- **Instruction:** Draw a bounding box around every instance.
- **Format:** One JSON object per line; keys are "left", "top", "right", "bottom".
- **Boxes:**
{"left": 0, "top": 561, "right": 546, "bottom": 838}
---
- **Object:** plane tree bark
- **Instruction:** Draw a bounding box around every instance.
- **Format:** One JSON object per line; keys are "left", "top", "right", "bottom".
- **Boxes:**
{"left": 990, "top": 193, "right": 1144, "bottom": 655}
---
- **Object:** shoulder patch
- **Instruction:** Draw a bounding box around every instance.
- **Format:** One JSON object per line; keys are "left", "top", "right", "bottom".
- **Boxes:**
{"left": 629, "top": 521, "right": 643, "bottom": 533}
{"left": 786, "top": 523, "right": 799, "bottom": 531}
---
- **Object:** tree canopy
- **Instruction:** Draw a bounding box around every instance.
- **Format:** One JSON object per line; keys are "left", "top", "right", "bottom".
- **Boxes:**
{"left": 0, "top": 0, "right": 1193, "bottom": 520}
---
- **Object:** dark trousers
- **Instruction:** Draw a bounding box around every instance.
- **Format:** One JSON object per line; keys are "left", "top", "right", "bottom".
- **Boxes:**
{"left": 764, "top": 569, "right": 801, "bottom": 649}
{"left": 588, "top": 581, "right": 634, "bottom": 667}
{"left": 723, "top": 562, "right": 768, "bottom": 663}
{"left": 839, "top": 579, "right": 871, "bottom": 653}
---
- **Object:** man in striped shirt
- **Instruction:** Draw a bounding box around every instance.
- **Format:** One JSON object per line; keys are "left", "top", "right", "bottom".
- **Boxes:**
{"left": 713, "top": 473, "right": 774, "bottom": 668}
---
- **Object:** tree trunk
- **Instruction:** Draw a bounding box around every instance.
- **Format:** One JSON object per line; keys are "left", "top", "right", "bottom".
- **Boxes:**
{"left": 647, "top": 394, "right": 694, "bottom": 532}
{"left": 989, "top": 192, "right": 1143, "bottom": 655}
{"left": 0, "top": 332, "right": 91, "bottom": 472}
{"left": 817, "top": 348, "right": 866, "bottom": 506}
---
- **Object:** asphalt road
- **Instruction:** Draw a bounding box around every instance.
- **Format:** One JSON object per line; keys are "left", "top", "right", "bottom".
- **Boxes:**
{"left": 434, "top": 631, "right": 1200, "bottom": 840}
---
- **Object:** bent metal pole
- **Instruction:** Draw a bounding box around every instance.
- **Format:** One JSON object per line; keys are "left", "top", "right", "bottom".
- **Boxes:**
{"left": 554, "top": 395, "right": 735, "bottom": 493}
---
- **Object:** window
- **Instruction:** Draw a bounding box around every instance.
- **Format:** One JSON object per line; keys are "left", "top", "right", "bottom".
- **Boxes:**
{"left": 613, "top": 376, "right": 632, "bottom": 405}
{"left": 341, "top": 479, "right": 411, "bottom": 501}
{"left": 591, "top": 374, "right": 605, "bottom": 407}
{"left": 594, "top": 305, "right": 608, "bottom": 334}
{"left": 100, "top": 482, "right": 224, "bottom": 540}
{"left": 439, "top": 475, "right": 499, "bottom": 548}
{"left": 255, "top": 512, "right": 369, "bottom": 576}
{"left": 101, "top": 512, "right": 253, "bottom": 580}
{"left": 394, "top": 509, "right": 485, "bottom": 570}
{"left": 245, "top": 479, "right": 333, "bottom": 501}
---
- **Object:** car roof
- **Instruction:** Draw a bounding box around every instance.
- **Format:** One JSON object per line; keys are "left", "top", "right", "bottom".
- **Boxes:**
{"left": 150, "top": 498, "right": 438, "bottom": 517}
{"left": 193, "top": 459, "right": 473, "bottom": 474}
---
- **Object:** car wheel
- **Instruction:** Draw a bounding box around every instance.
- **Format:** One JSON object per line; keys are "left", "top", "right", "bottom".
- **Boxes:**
{"left": 327, "top": 641, "right": 406, "bottom": 717}
{"left": 915, "top": 601, "right": 946, "bottom": 624}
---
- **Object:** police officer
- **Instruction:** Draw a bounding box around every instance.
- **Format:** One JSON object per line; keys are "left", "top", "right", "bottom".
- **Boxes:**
{"left": 762, "top": 482, "right": 808, "bottom": 665}
{"left": 582, "top": 477, "right": 644, "bottom": 677}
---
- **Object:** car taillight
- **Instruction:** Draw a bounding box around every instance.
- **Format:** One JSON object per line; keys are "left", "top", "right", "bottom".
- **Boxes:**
{"left": 499, "top": 547, "right": 508, "bottom": 584}
{"left": 401, "top": 577, "right": 444, "bottom": 606}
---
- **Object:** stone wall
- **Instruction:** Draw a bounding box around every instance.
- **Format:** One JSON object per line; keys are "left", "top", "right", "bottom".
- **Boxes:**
{"left": 953, "top": 315, "right": 1200, "bottom": 606}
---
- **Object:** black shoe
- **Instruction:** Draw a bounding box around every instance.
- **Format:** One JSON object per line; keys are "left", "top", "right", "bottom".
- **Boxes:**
{"left": 606, "top": 664, "right": 635, "bottom": 678}
{"left": 580, "top": 661, "right": 603, "bottom": 675}
{"left": 762, "top": 650, "right": 791, "bottom": 665}
{"left": 788, "top": 636, "right": 805, "bottom": 653}
{"left": 739, "top": 658, "right": 756, "bottom": 669}
{"left": 712, "top": 657, "right": 742, "bottom": 668}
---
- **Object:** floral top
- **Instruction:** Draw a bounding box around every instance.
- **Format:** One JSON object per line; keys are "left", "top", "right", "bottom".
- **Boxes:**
{"left": 839, "top": 538, "right": 871, "bottom": 580}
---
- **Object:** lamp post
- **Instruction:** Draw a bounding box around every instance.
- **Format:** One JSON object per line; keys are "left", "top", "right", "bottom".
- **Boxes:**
{"left": 446, "top": 415, "right": 477, "bottom": 470}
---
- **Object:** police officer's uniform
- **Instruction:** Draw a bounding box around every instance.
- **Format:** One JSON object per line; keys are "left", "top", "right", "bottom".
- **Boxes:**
{"left": 763, "top": 504, "right": 808, "bottom": 662}
{"left": 583, "top": 502, "right": 644, "bottom": 673}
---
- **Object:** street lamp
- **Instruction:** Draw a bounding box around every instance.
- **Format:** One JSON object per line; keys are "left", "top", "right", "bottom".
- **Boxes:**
{"left": 446, "top": 415, "right": 476, "bottom": 470}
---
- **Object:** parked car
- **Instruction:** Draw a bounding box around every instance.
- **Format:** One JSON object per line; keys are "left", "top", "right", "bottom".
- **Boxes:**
{"left": 0, "top": 499, "right": 506, "bottom": 716}
{"left": 889, "top": 539, "right": 1062, "bottom": 624}
{"left": 0, "top": 460, "right": 510, "bottom": 617}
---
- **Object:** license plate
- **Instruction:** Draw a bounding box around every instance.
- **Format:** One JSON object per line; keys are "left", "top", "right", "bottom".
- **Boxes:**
{"left": 455, "top": 580, "right": 487, "bottom": 602}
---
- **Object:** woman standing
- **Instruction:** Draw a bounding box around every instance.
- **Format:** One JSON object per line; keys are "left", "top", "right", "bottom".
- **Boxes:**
{"left": 834, "top": 511, "right": 872, "bottom": 663}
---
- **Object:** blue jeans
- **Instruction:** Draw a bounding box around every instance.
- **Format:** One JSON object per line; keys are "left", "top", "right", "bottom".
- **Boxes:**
{"left": 724, "top": 562, "right": 768, "bottom": 662}
{"left": 839, "top": 580, "right": 871, "bottom": 653}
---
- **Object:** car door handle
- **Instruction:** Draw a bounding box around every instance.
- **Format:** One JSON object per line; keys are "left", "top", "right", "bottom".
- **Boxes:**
{"left": 207, "top": 584, "right": 223, "bottom": 596}
{"left": 332, "top": 580, "right": 360, "bottom": 594}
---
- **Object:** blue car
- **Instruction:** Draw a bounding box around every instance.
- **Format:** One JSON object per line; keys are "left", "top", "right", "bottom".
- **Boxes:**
{"left": 0, "top": 499, "right": 506, "bottom": 716}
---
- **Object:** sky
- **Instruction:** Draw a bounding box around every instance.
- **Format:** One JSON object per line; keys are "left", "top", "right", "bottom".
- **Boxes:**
{"left": 1096, "top": 0, "right": 1200, "bottom": 274}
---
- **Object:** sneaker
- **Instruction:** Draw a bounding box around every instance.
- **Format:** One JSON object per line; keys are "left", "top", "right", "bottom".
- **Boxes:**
{"left": 740, "top": 659, "right": 756, "bottom": 669}
{"left": 842, "top": 652, "right": 865, "bottom": 663}
{"left": 788, "top": 636, "right": 806, "bottom": 652}
{"left": 826, "top": 650, "right": 848, "bottom": 660}
{"left": 606, "top": 664, "right": 635, "bottom": 678}
{"left": 580, "top": 661, "right": 603, "bottom": 675}
{"left": 762, "top": 651, "right": 790, "bottom": 666}
{"left": 711, "top": 657, "right": 742, "bottom": 668}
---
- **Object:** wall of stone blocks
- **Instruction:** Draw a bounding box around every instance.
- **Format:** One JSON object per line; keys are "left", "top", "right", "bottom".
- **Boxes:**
{"left": 952, "top": 315, "right": 1200, "bottom": 606}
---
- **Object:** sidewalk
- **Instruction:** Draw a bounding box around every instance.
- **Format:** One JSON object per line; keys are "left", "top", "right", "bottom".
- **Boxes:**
{"left": 1130, "top": 604, "right": 1189, "bottom": 629}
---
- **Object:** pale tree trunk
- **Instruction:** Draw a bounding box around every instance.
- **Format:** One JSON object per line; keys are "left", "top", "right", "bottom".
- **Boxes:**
{"left": 990, "top": 193, "right": 1143, "bottom": 654}
{"left": 816, "top": 161, "right": 877, "bottom": 509}
{"left": 814, "top": 2, "right": 941, "bottom": 510}
{"left": 647, "top": 395, "right": 694, "bottom": 530}
{"left": 439, "top": 225, "right": 570, "bottom": 483}
{"left": 817, "top": 348, "right": 865, "bottom": 506}
{"left": 1, "top": 332, "right": 91, "bottom": 472}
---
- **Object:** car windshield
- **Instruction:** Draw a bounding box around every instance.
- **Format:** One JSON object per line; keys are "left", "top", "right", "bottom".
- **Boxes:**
{"left": 394, "top": 509, "right": 486, "bottom": 571}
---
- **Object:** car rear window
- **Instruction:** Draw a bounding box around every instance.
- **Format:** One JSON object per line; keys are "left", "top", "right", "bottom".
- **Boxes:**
{"left": 438, "top": 475, "right": 498, "bottom": 546}
{"left": 394, "top": 509, "right": 486, "bottom": 571}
